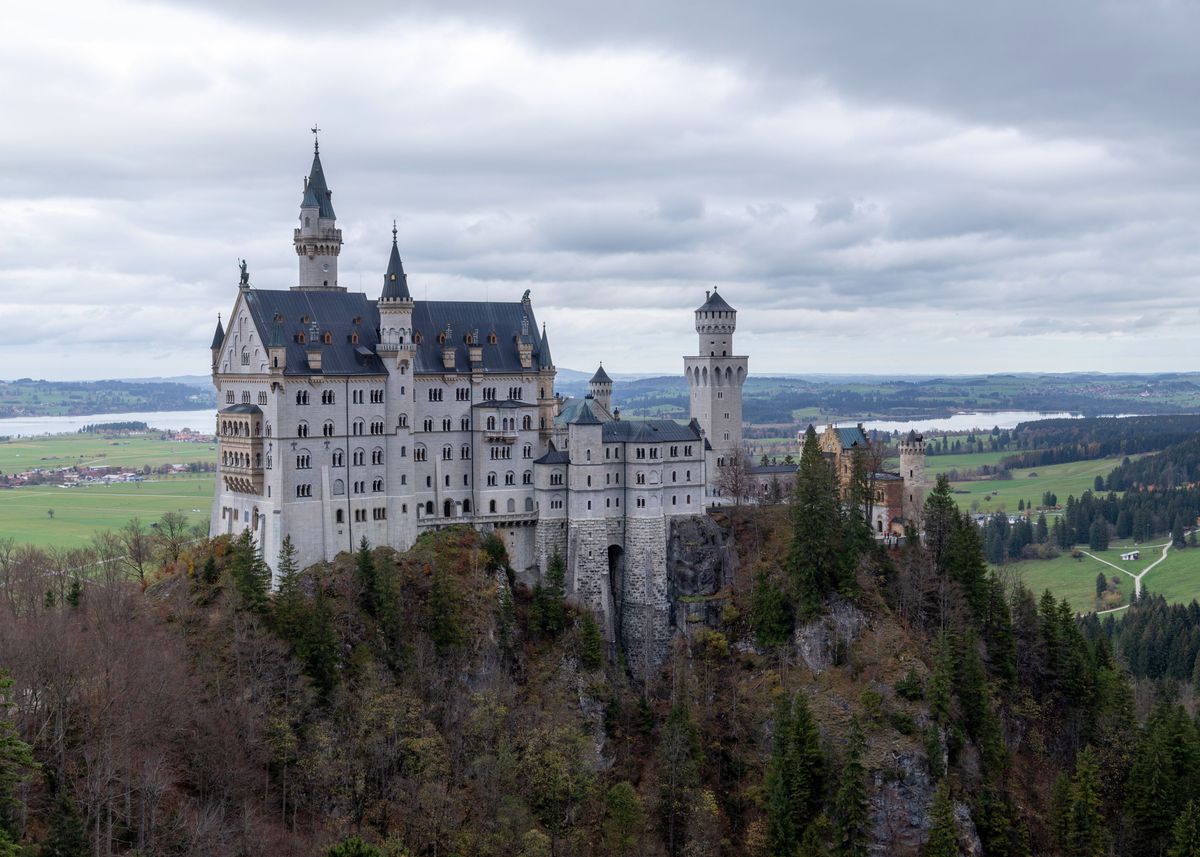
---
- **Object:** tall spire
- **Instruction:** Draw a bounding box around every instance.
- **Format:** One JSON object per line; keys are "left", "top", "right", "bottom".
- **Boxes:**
{"left": 381, "top": 222, "right": 411, "bottom": 301}
{"left": 294, "top": 130, "right": 342, "bottom": 290}
{"left": 210, "top": 314, "right": 225, "bottom": 350}
{"left": 303, "top": 143, "right": 336, "bottom": 220}
{"left": 538, "top": 322, "right": 554, "bottom": 368}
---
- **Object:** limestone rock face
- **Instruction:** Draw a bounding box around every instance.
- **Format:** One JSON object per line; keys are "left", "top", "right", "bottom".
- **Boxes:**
{"left": 793, "top": 599, "right": 869, "bottom": 675}
{"left": 666, "top": 516, "right": 736, "bottom": 632}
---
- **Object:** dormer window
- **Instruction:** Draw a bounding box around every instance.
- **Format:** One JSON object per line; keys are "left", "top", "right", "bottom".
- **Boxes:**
{"left": 488, "top": 332, "right": 498, "bottom": 345}
{"left": 323, "top": 332, "right": 332, "bottom": 344}
{"left": 413, "top": 331, "right": 422, "bottom": 344}
{"left": 350, "top": 332, "right": 359, "bottom": 345}
{"left": 297, "top": 332, "right": 305, "bottom": 344}
{"left": 301, "top": 315, "right": 310, "bottom": 324}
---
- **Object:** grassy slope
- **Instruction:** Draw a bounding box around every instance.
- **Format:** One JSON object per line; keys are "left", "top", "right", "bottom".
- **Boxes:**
{"left": 950, "top": 457, "right": 1127, "bottom": 515}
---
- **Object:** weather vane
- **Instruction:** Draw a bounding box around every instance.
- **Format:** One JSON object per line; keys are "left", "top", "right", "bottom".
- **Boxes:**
{"left": 311, "top": 124, "right": 320, "bottom": 153}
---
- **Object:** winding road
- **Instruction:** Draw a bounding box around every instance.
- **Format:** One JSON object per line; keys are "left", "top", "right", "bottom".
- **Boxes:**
{"left": 1090, "top": 538, "right": 1174, "bottom": 615}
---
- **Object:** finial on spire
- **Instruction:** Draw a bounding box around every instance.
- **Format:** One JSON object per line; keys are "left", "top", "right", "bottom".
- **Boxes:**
{"left": 392, "top": 219, "right": 397, "bottom": 243}
{"left": 311, "top": 124, "right": 321, "bottom": 154}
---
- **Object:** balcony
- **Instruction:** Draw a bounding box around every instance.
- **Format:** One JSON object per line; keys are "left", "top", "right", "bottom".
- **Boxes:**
{"left": 485, "top": 430, "right": 518, "bottom": 443}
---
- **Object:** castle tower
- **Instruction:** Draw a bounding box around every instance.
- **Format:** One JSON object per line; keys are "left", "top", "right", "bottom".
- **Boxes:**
{"left": 209, "top": 314, "right": 224, "bottom": 374}
{"left": 377, "top": 223, "right": 414, "bottom": 347}
{"left": 588, "top": 364, "right": 613, "bottom": 415}
{"left": 899, "top": 430, "right": 927, "bottom": 525}
{"left": 536, "top": 322, "right": 558, "bottom": 444}
{"left": 683, "top": 288, "right": 748, "bottom": 495}
{"left": 294, "top": 133, "right": 343, "bottom": 290}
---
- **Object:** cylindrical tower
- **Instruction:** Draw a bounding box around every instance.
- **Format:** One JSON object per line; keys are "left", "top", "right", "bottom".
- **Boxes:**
{"left": 899, "top": 430, "right": 927, "bottom": 524}
{"left": 589, "top": 364, "right": 613, "bottom": 414}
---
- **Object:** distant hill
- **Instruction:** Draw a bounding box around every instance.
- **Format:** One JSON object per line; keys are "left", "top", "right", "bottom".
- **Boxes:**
{"left": 0, "top": 378, "right": 215, "bottom": 418}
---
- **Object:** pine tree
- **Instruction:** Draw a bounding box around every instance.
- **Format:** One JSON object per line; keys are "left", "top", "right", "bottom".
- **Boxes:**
{"left": 764, "top": 696, "right": 798, "bottom": 856}
{"left": 750, "top": 569, "right": 793, "bottom": 648}
{"left": 427, "top": 563, "right": 466, "bottom": 654}
{"left": 532, "top": 552, "right": 567, "bottom": 637}
{"left": 765, "top": 692, "right": 825, "bottom": 854}
{"left": 355, "top": 536, "right": 377, "bottom": 615}
{"left": 578, "top": 613, "right": 604, "bottom": 670}
{"left": 0, "top": 672, "right": 36, "bottom": 842}
{"left": 298, "top": 578, "right": 340, "bottom": 701}
{"left": 273, "top": 535, "right": 305, "bottom": 641}
{"left": 1173, "top": 515, "right": 1187, "bottom": 549}
{"left": 659, "top": 702, "right": 701, "bottom": 857}
{"left": 929, "top": 632, "right": 954, "bottom": 725}
{"left": 924, "top": 780, "right": 959, "bottom": 857}
{"left": 1169, "top": 800, "right": 1200, "bottom": 857}
{"left": 923, "top": 475, "right": 959, "bottom": 572}
{"left": 41, "top": 784, "right": 88, "bottom": 857}
{"left": 327, "top": 836, "right": 384, "bottom": 857}
{"left": 1067, "top": 746, "right": 1106, "bottom": 857}
{"left": 831, "top": 721, "right": 870, "bottom": 857}
{"left": 789, "top": 425, "right": 847, "bottom": 613}
{"left": 230, "top": 528, "right": 271, "bottom": 612}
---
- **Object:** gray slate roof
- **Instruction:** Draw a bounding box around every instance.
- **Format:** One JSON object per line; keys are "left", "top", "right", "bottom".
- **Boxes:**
{"left": 831, "top": 425, "right": 869, "bottom": 449}
{"left": 601, "top": 419, "right": 702, "bottom": 443}
{"left": 590, "top": 364, "right": 612, "bottom": 384}
{"left": 210, "top": 317, "right": 225, "bottom": 350}
{"left": 302, "top": 151, "right": 336, "bottom": 219}
{"left": 411, "top": 300, "right": 541, "bottom": 375}
{"left": 570, "top": 403, "right": 602, "bottom": 425}
{"left": 697, "top": 288, "right": 734, "bottom": 312}
{"left": 537, "top": 323, "right": 553, "bottom": 369}
{"left": 243, "top": 289, "right": 387, "bottom": 376}
{"left": 381, "top": 234, "right": 411, "bottom": 301}
{"left": 533, "top": 442, "right": 570, "bottom": 465}
{"left": 219, "top": 403, "right": 262, "bottom": 415}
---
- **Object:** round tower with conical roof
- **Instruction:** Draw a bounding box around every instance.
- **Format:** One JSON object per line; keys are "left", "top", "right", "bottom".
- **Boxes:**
{"left": 589, "top": 364, "right": 613, "bottom": 414}
{"left": 294, "top": 133, "right": 343, "bottom": 290}
{"left": 683, "top": 287, "right": 748, "bottom": 498}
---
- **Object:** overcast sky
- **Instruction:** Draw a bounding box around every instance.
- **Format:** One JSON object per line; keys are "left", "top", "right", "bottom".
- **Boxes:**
{"left": 3, "top": 0, "right": 1199, "bottom": 380}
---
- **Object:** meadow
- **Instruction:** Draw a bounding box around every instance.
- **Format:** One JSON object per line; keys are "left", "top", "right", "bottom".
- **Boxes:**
{"left": 0, "top": 433, "right": 217, "bottom": 547}
{"left": 949, "top": 456, "right": 1128, "bottom": 515}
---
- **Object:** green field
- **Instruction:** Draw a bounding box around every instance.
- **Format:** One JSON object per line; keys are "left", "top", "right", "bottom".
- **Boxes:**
{"left": 0, "top": 434, "right": 215, "bottom": 474}
{"left": 999, "top": 535, "right": 1200, "bottom": 614}
{"left": 950, "top": 457, "right": 1128, "bottom": 515}
{"left": 924, "top": 449, "right": 1010, "bottom": 473}
{"left": 0, "top": 473, "right": 214, "bottom": 548}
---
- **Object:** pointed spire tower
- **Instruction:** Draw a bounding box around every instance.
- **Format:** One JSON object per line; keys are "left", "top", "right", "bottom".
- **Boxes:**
{"left": 377, "top": 221, "right": 415, "bottom": 357}
{"left": 209, "top": 314, "right": 225, "bottom": 373}
{"left": 536, "top": 321, "right": 558, "bottom": 441}
{"left": 294, "top": 127, "right": 344, "bottom": 290}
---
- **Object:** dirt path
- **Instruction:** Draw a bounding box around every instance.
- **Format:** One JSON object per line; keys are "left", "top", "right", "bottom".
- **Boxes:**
{"left": 1092, "top": 539, "right": 1175, "bottom": 615}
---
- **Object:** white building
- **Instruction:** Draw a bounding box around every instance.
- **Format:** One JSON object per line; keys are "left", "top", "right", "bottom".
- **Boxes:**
{"left": 210, "top": 139, "right": 747, "bottom": 666}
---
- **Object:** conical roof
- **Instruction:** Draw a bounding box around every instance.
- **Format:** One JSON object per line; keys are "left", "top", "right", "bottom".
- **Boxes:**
{"left": 590, "top": 364, "right": 611, "bottom": 384}
{"left": 570, "top": 402, "right": 601, "bottom": 425}
{"left": 538, "top": 323, "right": 554, "bottom": 368}
{"left": 302, "top": 148, "right": 336, "bottom": 219}
{"left": 381, "top": 225, "right": 411, "bottom": 300}
{"left": 210, "top": 315, "right": 225, "bottom": 350}
{"left": 696, "top": 287, "right": 734, "bottom": 312}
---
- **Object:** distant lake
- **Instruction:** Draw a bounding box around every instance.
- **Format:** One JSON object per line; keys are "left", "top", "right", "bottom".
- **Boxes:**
{"left": 839, "top": 410, "right": 1135, "bottom": 435}
{"left": 0, "top": 409, "right": 214, "bottom": 438}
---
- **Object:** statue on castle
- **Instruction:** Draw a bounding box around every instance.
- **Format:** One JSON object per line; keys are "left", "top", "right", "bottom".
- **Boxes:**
{"left": 238, "top": 259, "right": 249, "bottom": 286}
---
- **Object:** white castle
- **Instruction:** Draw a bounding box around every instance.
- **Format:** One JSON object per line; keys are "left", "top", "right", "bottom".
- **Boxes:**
{"left": 210, "top": 139, "right": 747, "bottom": 661}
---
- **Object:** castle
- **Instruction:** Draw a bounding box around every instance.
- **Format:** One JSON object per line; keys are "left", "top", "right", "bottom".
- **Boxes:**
{"left": 818, "top": 423, "right": 927, "bottom": 536}
{"left": 209, "top": 139, "right": 746, "bottom": 665}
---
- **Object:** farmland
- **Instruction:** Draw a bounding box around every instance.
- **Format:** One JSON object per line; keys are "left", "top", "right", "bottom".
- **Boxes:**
{"left": 949, "top": 456, "right": 1131, "bottom": 515}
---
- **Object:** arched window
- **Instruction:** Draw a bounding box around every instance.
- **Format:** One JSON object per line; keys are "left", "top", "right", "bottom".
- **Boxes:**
{"left": 463, "top": 499, "right": 472, "bottom": 514}
{"left": 399, "top": 414, "right": 408, "bottom": 428}
{"left": 506, "top": 498, "right": 515, "bottom": 513}
{"left": 333, "top": 479, "right": 345, "bottom": 495}
{"left": 336, "top": 509, "right": 344, "bottom": 523}
{"left": 460, "top": 416, "right": 470, "bottom": 431}
{"left": 297, "top": 422, "right": 308, "bottom": 438}
{"left": 444, "top": 499, "right": 453, "bottom": 518}
{"left": 332, "top": 449, "right": 344, "bottom": 467}
{"left": 425, "top": 501, "right": 434, "bottom": 516}
{"left": 505, "top": 472, "right": 515, "bottom": 486}
{"left": 487, "top": 416, "right": 496, "bottom": 431}
{"left": 487, "top": 472, "right": 497, "bottom": 486}
{"left": 525, "top": 497, "right": 534, "bottom": 512}
{"left": 522, "top": 415, "right": 532, "bottom": 430}
{"left": 489, "top": 500, "right": 497, "bottom": 514}
{"left": 523, "top": 471, "right": 532, "bottom": 485}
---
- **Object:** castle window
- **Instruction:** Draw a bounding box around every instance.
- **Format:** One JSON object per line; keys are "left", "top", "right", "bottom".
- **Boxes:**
{"left": 487, "top": 472, "right": 497, "bottom": 487}
{"left": 258, "top": 392, "right": 267, "bottom": 405}
{"left": 636, "top": 498, "right": 645, "bottom": 508}
{"left": 488, "top": 333, "right": 498, "bottom": 345}
{"left": 686, "top": 494, "right": 691, "bottom": 504}
{"left": 241, "top": 349, "right": 250, "bottom": 366}
{"left": 505, "top": 472, "right": 515, "bottom": 486}
{"left": 332, "top": 450, "right": 344, "bottom": 467}
{"left": 523, "top": 471, "right": 532, "bottom": 485}
{"left": 489, "top": 500, "right": 497, "bottom": 514}
{"left": 296, "top": 454, "right": 311, "bottom": 469}
{"left": 414, "top": 446, "right": 426, "bottom": 462}
{"left": 353, "top": 419, "right": 364, "bottom": 435}
{"left": 372, "top": 449, "right": 384, "bottom": 465}
{"left": 487, "top": 416, "right": 496, "bottom": 431}
{"left": 297, "top": 422, "right": 308, "bottom": 438}
{"left": 672, "top": 495, "right": 677, "bottom": 505}
{"left": 636, "top": 448, "right": 645, "bottom": 460}
{"left": 353, "top": 449, "right": 364, "bottom": 466}
{"left": 636, "top": 473, "right": 645, "bottom": 485}
{"left": 423, "top": 418, "right": 433, "bottom": 432}
{"left": 463, "top": 499, "right": 471, "bottom": 513}
{"left": 684, "top": 445, "right": 692, "bottom": 456}
{"left": 336, "top": 509, "right": 344, "bottom": 523}
{"left": 523, "top": 444, "right": 532, "bottom": 459}
{"left": 413, "top": 332, "right": 422, "bottom": 344}
{"left": 226, "top": 391, "right": 234, "bottom": 403}
{"left": 242, "top": 392, "right": 251, "bottom": 404}
{"left": 373, "top": 478, "right": 383, "bottom": 492}
{"left": 399, "top": 414, "right": 408, "bottom": 428}
{"left": 587, "top": 500, "right": 592, "bottom": 511}
{"left": 522, "top": 415, "right": 532, "bottom": 430}
{"left": 507, "top": 499, "right": 515, "bottom": 513}
{"left": 323, "top": 420, "right": 334, "bottom": 437}
{"left": 323, "top": 332, "right": 332, "bottom": 344}
{"left": 461, "top": 417, "right": 471, "bottom": 431}
{"left": 461, "top": 445, "right": 471, "bottom": 459}
{"left": 456, "top": 388, "right": 470, "bottom": 401}
{"left": 442, "top": 417, "right": 451, "bottom": 431}
{"left": 442, "top": 445, "right": 452, "bottom": 460}
{"left": 586, "top": 450, "right": 591, "bottom": 462}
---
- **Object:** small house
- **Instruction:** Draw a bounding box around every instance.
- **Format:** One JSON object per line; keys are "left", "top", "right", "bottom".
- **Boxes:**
{"left": 1121, "top": 550, "right": 1140, "bottom": 561}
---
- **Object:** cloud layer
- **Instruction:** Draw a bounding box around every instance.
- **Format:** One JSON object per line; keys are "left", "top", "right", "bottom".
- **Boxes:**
{"left": 2, "top": 0, "right": 1198, "bottom": 379}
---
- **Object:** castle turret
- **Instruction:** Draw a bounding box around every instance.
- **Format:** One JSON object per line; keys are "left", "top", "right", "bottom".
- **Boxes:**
{"left": 377, "top": 224, "right": 414, "bottom": 355}
{"left": 899, "top": 430, "right": 927, "bottom": 525}
{"left": 267, "top": 315, "right": 287, "bottom": 374}
{"left": 683, "top": 287, "right": 748, "bottom": 499}
{"left": 536, "top": 322, "right": 557, "bottom": 442}
{"left": 294, "top": 132, "right": 343, "bottom": 290}
{"left": 589, "top": 364, "right": 613, "bottom": 415}
{"left": 210, "top": 314, "right": 224, "bottom": 373}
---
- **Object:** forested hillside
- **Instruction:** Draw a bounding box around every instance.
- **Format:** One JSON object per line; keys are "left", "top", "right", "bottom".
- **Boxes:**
{"left": 2, "top": 432, "right": 1200, "bottom": 855}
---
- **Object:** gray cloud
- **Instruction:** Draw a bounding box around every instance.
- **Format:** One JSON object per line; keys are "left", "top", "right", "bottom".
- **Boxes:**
{"left": 1, "top": 0, "right": 1198, "bottom": 379}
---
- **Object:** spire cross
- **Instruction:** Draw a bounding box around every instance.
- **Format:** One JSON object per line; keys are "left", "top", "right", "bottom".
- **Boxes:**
{"left": 311, "top": 124, "right": 321, "bottom": 153}
{"left": 392, "top": 219, "right": 397, "bottom": 242}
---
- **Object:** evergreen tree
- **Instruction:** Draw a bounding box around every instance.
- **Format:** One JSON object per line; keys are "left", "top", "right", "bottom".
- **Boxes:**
{"left": 603, "top": 781, "right": 644, "bottom": 857}
{"left": 298, "top": 578, "right": 340, "bottom": 701}
{"left": 789, "top": 425, "right": 847, "bottom": 613}
{"left": 1096, "top": 572, "right": 1107, "bottom": 600}
{"left": 355, "top": 537, "right": 377, "bottom": 615}
{"left": 924, "top": 780, "right": 960, "bottom": 857}
{"left": 923, "top": 475, "right": 959, "bottom": 572}
{"left": 750, "top": 569, "right": 793, "bottom": 648}
{"left": 831, "top": 721, "right": 869, "bottom": 857}
{"left": 273, "top": 535, "right": 305, "bottom": 641}
{"left": 578, "top": 613, "right": 604, "bottom": 670}
{"left": 929, "top": 632, "right": 955, "bottom": 725}
{"left": 0, "top": 672, "right": 36, "bottom": 842}
{"left": 764, "top": 696, "right": 798, "bottom": 856}
{"left": 658, "top": 702, "right": 701, "bottom": 857}
{"left": 1067, "top": 746, "right": 1106, "bottom": 857}
{"left": 1036, "top": 512, "right": 1049, "bottom": 544}
{"left": 1088, "top": 519, "right": 1109, "bottom": 552}
{"left": 1169, "top": 800, "right": 1200, "bottom": 857}
{"left": 1173, "top": 515, "right": 1188, "bottom": 549}
{"left": 532, "top": 552, "right": 567, "bottom": 637}
{"left": 765, "top": 692, "right": 825, "bottom": 854}
{"left": 40, "top": 783, "right": 88, "bottom": 857}
{"left": 327, "top": 836, "right": 384, "bottom": 857}
{"left": 229, "top": 528, "right": 271, "bottom": 612}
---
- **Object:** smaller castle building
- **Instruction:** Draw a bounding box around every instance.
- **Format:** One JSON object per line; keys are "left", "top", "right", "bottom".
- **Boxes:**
{"left": 817, "top": 423, "right": 928, "bottom": 536}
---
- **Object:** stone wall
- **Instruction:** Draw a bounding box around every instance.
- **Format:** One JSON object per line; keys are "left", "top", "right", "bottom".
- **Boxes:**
{"left": 621, "top": 517, "right": 671, "bottom": 677}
